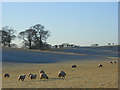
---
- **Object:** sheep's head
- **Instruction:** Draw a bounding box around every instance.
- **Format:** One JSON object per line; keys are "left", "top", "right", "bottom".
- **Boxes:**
{"left": 40, "top": 70, "right": 45, "bottom": 73}
{"left": 28, "top": 73, "right": 33, "bottom": 77}
{"left": 58, "top": 74, "right": 61, "bottom": 77}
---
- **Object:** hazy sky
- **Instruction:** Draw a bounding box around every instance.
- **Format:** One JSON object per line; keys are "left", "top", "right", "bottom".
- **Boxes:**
{"left": 2, "top": 2, "right": 118, "bottom": 46}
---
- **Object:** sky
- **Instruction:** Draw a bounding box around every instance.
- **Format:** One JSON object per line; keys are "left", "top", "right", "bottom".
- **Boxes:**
{"left": 2, "top": 2, "right": 118, "bottom": 46}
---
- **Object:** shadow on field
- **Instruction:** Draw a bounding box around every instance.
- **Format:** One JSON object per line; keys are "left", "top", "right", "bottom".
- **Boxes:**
{"left": 3, "top": 46, "right": 118, "bottom": 63}
{"left": 23, "top": 78, "right": 65, "bottom": 82}
{"left": 49, "top": 78, "right": 65, "bottom": 80}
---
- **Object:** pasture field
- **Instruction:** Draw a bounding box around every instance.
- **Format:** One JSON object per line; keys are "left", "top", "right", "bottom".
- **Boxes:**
{"left": 2, "top": 46, "right": 119, "bottom": 88}
{"left": 2, "top": 60, "right": 118, "bottom": 88}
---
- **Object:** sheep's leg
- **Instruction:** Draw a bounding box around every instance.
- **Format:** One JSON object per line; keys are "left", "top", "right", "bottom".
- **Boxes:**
{"left": 18, "top": 78, "right": 20, "bottom": 81}
{"left": 21, "top": 79, "right": 23, "bottom": 81}
{"left": 29, "top": 77, "right": 31, "bottom": 79}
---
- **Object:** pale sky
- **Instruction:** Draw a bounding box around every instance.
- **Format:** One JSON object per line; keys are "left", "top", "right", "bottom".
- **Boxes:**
{"left": 2, "top": 2, "right": 118, "bottom": 46}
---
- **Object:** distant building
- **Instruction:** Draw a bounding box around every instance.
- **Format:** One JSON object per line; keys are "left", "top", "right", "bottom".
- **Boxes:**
{"left": 61, "top": 43, "right": 70, "bottom": 48}
{"left": 91, "top": 44, "right": 99, "bottom": 47}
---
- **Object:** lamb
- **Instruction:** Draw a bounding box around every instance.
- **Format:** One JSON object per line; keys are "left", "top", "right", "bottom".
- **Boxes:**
{"left": 72, "top": 65, "right": 77, "bottom": 68}
{"left": 98, "top": 64, "right": 102, "bottom": 67}
{"left": 4, "top": 73, "right": 10, "bottom": 78}
{"left": 40, "top": 73, "right": 48, "bottom": 79}
{"left": 18, "top": 75, "right": 26, "bottom": 81}
{"left": 58, "top": 71, "right": 66, "bottom": 78}
{"left": 29, "top": 74, "right": 37, "bottom": 80}
{"left": 40, "top": 70, "right": 45, "bottom": 74}
{"left": 114, "top": 61, "right": 117, "bottom": 63}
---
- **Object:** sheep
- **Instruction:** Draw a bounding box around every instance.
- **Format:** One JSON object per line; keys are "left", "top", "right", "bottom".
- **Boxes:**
{"left": 28, "top": 73, "right": 33, "bottom": 77}
{"left": 18, "top": 75, "right": 26, "bottom": 81}
{"left": 72, "top": 65, "right": 77, "bottom": 68}
{"left": 114, "top": 61, "right": 117, "bottom": 63}
{"left": 40, "top": 73, "right": 48, "bottom": 79}
{"left": 29, "top": 74, "right": 37, "bottom": 80}
{"left": 110, "top": 61, "right": 113, "bottom": 64}
{"left": 4, "top": 73, "right": 10, "bottom": 78}
{"left": 98, "top": 64, "right": 102, "bottom": 67}
{"left": 40, "top": 70, "right": 45, "bottom": 74}
{"left": 58, "top": 71, "right": 66, "bottom": 78}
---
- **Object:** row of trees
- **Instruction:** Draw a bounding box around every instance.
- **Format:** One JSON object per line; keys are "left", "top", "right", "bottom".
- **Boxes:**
{"left": 1, "top": 24, "right": 51, "bottom": 50}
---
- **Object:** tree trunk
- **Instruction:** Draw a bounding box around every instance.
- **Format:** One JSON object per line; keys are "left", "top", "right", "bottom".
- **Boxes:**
{"left": 29, "top": 38, "right": 32, "bottom": 49}
{"left": 8, "top": 43, "right": 10, "bottom": 47}
{"left": 8, "top": 34, "right": 11, "bottom": 47}
{"left": 29, "top": 42, "right": 32, "bottom": 49}
{"left": 39, "top": 35, "right": 42, "bottom": 49}
{"left": 3, "top": 43, "right": 5, "bottom": 46}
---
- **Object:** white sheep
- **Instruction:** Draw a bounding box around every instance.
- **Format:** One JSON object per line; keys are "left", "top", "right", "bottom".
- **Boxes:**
{"left": 28, "top": 73, "right": 33, "bottom": 77}
{"left": 58, "top": 71, "right": 66, "bottom": 78}
{"left": 29, "top": 74, "right": 37, "bottom": 80}
{"left": 4, "top": 73, "right": 10, "bottom": 78}
{"left": 40, "top": 73, "right": 48, "bottom": 79}
{"left": 98, "top": 64, "right": 102, "bottom": 67}
{"left": 18, "top": 75, "right": 26, "bottom": 81}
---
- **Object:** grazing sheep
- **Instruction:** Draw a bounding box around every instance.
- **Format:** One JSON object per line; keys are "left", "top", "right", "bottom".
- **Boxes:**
{"left": 58, "top": 71, "right": 66, "bottom": 78}
{"left": 29, "top": 74, "right": 37, "bottom": 80}
{"left": 18, "top": 75, "right": 26, "bottom": 81}
{"left": 98, "top": 64, "right": 102, "bottom": 67}
{"left": 72, "top": 65, "right": 77, "bottom": 68}
{"left": 28, "top": 73, "right": 33, "bottom": 77}
{"left": 4, "top": 73, "right": 10, "bottom": 78}
{"left": 110, "top": 61, "right": 113, "bottom": 64}
{"left": 40, "top": 73, "right": 48, "bottom": 79}
{"left": 40, "top": 70, "right": 45, "bottom": 74}
{"left": 114, "top": 61, "right": 117, "bottom": 63}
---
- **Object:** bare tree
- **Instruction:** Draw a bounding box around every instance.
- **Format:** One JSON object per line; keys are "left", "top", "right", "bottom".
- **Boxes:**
{"left": 1, "top": 30, "right": 8, "bottom": 46}
{"left": 2, "top": 26, "right": 16, "bottom": 47}
{"left": 18, "top": 29, "right": 37, "bottom": 49}
{"left": 108, "top": 43, "right": 111, "bottom": 46}
{"left": 32, "top": 24, "right": 50, "bottom": 49}
{"left": 112, "top": 43, "right": 114, "bottom": 45}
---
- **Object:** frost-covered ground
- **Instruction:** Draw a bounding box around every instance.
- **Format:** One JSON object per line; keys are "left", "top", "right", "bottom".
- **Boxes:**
{"left": 2, "top": 46, "right": 119, "bottom": 88}
{"left": 2, "top": 46, "right": 118, "bottom": 63}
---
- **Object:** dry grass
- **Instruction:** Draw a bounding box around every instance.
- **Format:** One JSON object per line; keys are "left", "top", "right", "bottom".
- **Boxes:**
{"left": 2, "top": 60, "right": 118, "bottom": 88}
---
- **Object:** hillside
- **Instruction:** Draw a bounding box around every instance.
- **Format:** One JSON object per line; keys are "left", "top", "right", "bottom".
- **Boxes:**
{"left": 2, "top": 46, "right": 118, "bottom": 63}
{"left": 49, "top": 46, "right": 118, "bottom": 57}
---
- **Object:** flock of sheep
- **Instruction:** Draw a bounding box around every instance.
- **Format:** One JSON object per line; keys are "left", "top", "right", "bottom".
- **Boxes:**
{"left": 98, "top": 61, "right": 117, "bottom": 67}
{"left": 4, "top": 70, "right": 67, "bottom": 81}
{"left": 3, "top": 61, "right": 117, "bottom": 81}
